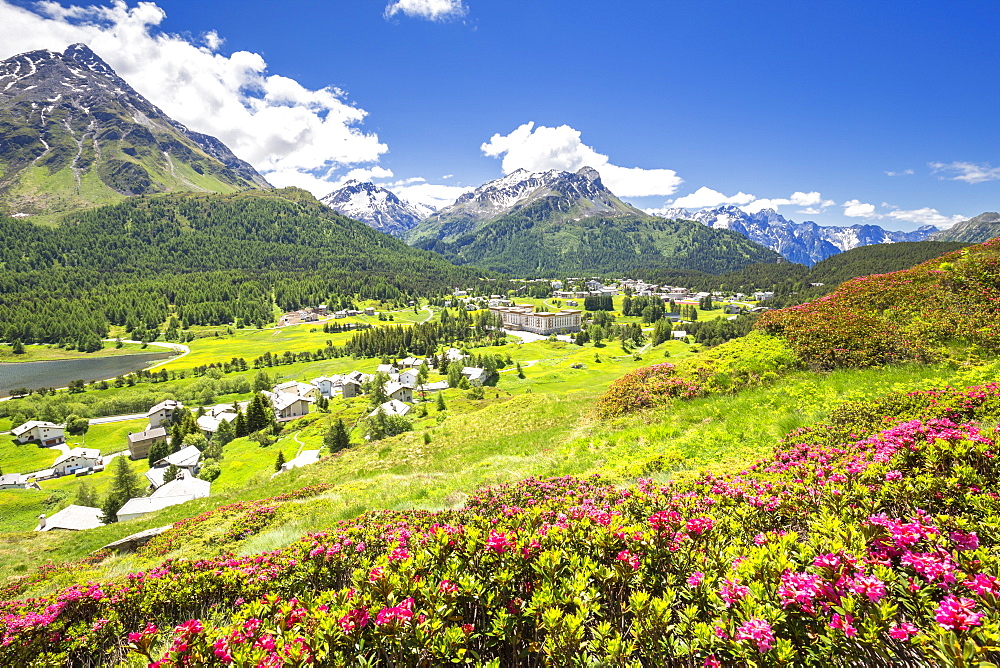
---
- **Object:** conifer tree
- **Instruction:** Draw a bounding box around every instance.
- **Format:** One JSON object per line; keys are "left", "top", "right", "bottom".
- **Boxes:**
{"left": 324, "top": 418, "right": 350, "bottom": 453}
{"left": 75, "top": 481, "right": 99, "bottom": 507}
{"left": 436, "top": 391, "right": 446, "bottom": 411}
{"left": 274, "top": 451, "right": 286, "bottom": 472}
{"left": 101, "top": 457, "right": 142, "bottom": 523}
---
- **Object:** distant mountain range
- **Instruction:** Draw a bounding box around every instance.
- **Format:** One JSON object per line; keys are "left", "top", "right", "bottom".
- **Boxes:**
{"left": 653, "top": 205, "right": 938, "bottom": 266}
{"left": 930, "top": 212, "right": 1000, "bottom": 243}
{"left": 0, "top": 44, "right": 269, "bottom": 218}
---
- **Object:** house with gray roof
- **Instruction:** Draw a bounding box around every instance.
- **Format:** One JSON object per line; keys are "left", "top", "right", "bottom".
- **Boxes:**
{"left": 35, "top": 505, "right": 104, "bottom": 532}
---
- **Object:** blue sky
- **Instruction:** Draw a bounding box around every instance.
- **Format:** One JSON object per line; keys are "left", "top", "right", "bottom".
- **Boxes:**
{"left": 2, "top": 0, "right": 999, "bottom": 229}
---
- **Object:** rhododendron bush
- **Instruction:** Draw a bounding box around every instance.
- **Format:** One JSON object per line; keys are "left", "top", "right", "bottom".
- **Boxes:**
{"left": 757, "top": 239, "right": 1000, "bottom": 369}
{"left": 3, "top": 386, "right": 1000, "bottom": 665}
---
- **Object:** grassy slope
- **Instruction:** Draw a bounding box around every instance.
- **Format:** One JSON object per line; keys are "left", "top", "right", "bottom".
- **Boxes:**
{"left": 3, "top": 343, "right": 994, "bottom": 594}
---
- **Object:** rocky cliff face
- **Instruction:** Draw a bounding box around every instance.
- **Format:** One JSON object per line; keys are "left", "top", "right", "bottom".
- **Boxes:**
{"left": 319, "top": 180, "right": 430, "bottom": 238}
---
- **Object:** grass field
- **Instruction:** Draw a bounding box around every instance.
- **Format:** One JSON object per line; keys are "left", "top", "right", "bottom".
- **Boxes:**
{"left": 0, "top": 342, "right": 148, "bottom": 363}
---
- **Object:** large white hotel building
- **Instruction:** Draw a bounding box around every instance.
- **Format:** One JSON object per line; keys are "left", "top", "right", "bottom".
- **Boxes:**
{"left": 489, "top": 304, "right": 583, "bottom": 336}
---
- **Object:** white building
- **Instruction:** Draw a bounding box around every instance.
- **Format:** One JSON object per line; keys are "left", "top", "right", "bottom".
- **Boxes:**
{"left": 35, "top": 505, "right": 104, "bottom": 532}
{"left": 311, "top": 376, "right": 342, "bottom": 399}
{"left": 147, "top": 400, "right": 183, "bottom": 429}
{"left": 384, "top": 382, "right": 413, "bottom": 403}
{"left": 461, "top": 367, "right": 487, "bottom": 386}
{"left": 273, "top": 380, "right": 318, "bottom": 400}
{"left": 398, "top": 369, "right": 420, "bottom": 388}
{"left": 52, "top": 448, "right": 101, "bottom": 476}
{"left": 12, "top": 420, "right": 65, "bottom": 446}
{"left": 118, "top": 473, "right": 211, "bottom": 522}
{"left": 0, "top": 473, "right": 39, "bottom": 490}
{"left": 490, "top": 304, "right": 582, "bottom": 336}
{"left": 146, "top": 445, "right": 202, "bottom": 488}
{"left": 369, "top": 399, "right": 411, "bottom": 418}
{"left": 263, "top": 390, "right": 313, "bottom": 422}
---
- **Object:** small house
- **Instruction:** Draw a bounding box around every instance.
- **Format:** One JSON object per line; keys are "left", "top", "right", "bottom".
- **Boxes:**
{"left": 273, "top": 380, "right": 318, "bottom": 400}
{"left": 671, "top": 330, "right": 688, "bottom": 340}
{"left": 146, "top": 445, "right": 202, "bottom": 488}
{"left": 376, "top": 364, "right": 398, "bottom": 375}
{"left": 461, "top": 367, "right": 487, "bottom": 386}
{"left": 147, "top": 400, "right": 183, "bottom": 429}
{"left": 369, "top": 399, "right": 411, "bottom": 418}
{"left": 0, "top": 473, "right": 39, "bottom": 490}
{"left": 35, "top": 505, "right": 104, "bottom": 532}
{"left": 384, "top": 382, "right": 413, "bottom": 403}
{"left": 196, "top": 412, "right": 236, "bottom": 435}
{"left": 52, "top": 448, "right": 101, "bottom": 476}
{"left": 398, "top": 369, "right": 420, "bottom": 389}
{"left": 263, "top": 390, "right": 313, "bottom": 422}
{"left": 364, "top": 307, "right": 376, "bottom": 316}
{"left": 12, "top": 420, "right": 65, "bottom": 446}
{"left": 311, "top": 376, "right": 342, "bottom": 399}
{"left": 398, "top": 357, "right": 424, "bottom": 369}
{"left": 127, "top": 427, "right": 167, "bottom": 460}
{"left": 341, "top": 378, "right": 363, "bottom": 399}
{"left": 118, "top": 473, "right": 211, "bottom": 522}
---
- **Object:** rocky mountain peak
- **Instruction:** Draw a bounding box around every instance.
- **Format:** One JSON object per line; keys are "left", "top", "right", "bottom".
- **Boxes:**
{"left": 319, "top": 181, "right": 429, "bottom": 238}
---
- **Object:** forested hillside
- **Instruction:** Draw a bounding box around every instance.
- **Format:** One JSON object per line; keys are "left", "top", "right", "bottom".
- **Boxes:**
{"left": 0, "top": 189, "right": 488, "bottom": 346}
{"left": 416, "top": 196, "right": 782, "bottom": 276}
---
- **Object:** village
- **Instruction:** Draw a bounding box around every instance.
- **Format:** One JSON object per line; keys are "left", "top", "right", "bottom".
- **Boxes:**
{"left": 0, "top": 347, "right": 494, "bottom": 536}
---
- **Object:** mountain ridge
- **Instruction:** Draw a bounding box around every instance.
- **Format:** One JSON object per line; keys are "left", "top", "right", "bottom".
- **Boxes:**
{"left": 929, "top": 211, "right": 1000, "bottom": 243}
{"left": 659, "top": 204, "right": 938, "bottom": 266}
{"left": 0, "top": 43, "right": 270, "bottom": 219}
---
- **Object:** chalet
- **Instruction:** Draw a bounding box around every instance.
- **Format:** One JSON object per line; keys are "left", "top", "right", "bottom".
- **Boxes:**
{"left": 490, "top": 304, "right": 582, "bottom": 336}
{"left": 35, "top": 505, "right": 104, "bottom": 532}
{"left": 275, "top": 450, "right": 321, "bottom": 474}
{"left": 0, "top": 473, "right": 39, "bottom": 490}
{"left": 341, "top": 378, "right": 363, "bottom": 398}
{"left": 334, "top": 310, "right": 348, "bottom": 319}
{"left": 263, "top": 390, "right": 313, "bottom": 422}
{"left": 12, "top": 420, "right": 65, "bottom": 446}
{"left": 444, "top": 347, "right": 467, "bottom": 361}
{"left": 52, "top": 448, "right": 101, "bottom": 476}
{"left": 398, "top": 369, "right": 420, "bottom": 388}
{"left": 311, "top": 376, "right": 342, "bottom": 399}
{"left": 724, "top": 304, "right": 744, "bottom": 315}
{"left": 417, "top": 380, "right": 449, "bottom": 393}
{"left": 118, "top": 473, "right": 210, "bottom": 522}
{"left": 273, "top": 380, "right": 318, "bottom": 400}
{"left": 146, "top": 445, "right": 202, "bottom": 488}
{"left": 398, "top": 357, "right": 425, "bottom": 369}
{"left": 364, "top": 307, "right": 376, "bottom": 316}
{"left": 671, "top": 330, "right": 688, "bottom": 340}
{"left": 384, "top": 382, "right": 413, "bottom": 403}
{"left": 461, "top": 367, "right": 487, "bottom": 386}
{"left": 376, "top": 364, "right": 398, "bottom": 374}
{"left": 369, "top": 399, "right": 411, "bottom": 418}
{"left": 147, "top": 400, "right": 183, "bottom": 429}
{"left": 196, "top": 411, "right": 237, "bottom": 435}
{"left": 127, "top": 427, "right": 167, "bottom": 460}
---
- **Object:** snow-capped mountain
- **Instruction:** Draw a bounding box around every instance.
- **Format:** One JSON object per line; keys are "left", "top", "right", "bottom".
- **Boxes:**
{"left": 657, "top": 205, "right": 938, "bottom": 265}
{"left": 319, "top": 180, "right": 432, "bottom": 238}
{"left": 406, "top": 166, "right": 642, "bottom": 245}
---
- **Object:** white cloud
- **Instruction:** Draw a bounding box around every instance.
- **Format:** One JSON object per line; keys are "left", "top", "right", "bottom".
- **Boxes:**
{"left": 0, "top": 0, "right": 388, "bottom": 195}
{"left": 842, "top": 199, "right": 877, "bottom": 218}
{"left": 671, "top": 186, "right": 755, "bottom": 209}
{"left": 930, "top": 161, "right": 1000, "bottom": 184}
{"left": 883, "top": 207, "right": 966, "bottom": 228}
{"left": 481, "top": 121, "right": 683, "bottom": 197}
{"left": 387, "top": 182, "right": 472, "bottom": 210}
{"left": 885, "top": 169, "right": 914, "bottom": 176}
{"left": 384, "top": 0, "right": 466, "bottom": 21}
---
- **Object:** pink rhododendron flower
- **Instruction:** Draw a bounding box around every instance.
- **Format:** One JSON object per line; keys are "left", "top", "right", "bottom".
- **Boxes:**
{"left": 885, "top": 470, "right": 903, "bottom": 481}
{"left": 616, "top": 550, "right": 641, "bottom": 570}
{"left": 935, "top": 596, "right": 983, "bottom": 631}
{"left": 830, "top": 613, "right": 857, "bottom": 637}
{"left": 487, "top": 531, "right": 514, "bottom": 554}
{"left": 735, "top": 618, "right": 775, "bottom": 653}
{"left": 687, "top": 571, "right": 704, "bottom": 587}
{"left": 965, "top": 573, "right": 1000, "bottom": 597}
{"left": 950, "top": 531, "right": 980, "bottom": 551}
{"left": 889, "top": 622, "right": 919, "bottom": 640}
{"left": 720, "top": 578, "right": 750, "bottom": 607}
